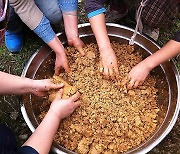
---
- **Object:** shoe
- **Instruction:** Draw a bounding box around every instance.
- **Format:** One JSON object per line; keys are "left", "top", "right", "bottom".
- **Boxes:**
{"left": 5, "top": 31, "right": 23, "bottom": 53}
{"left": 105, "top": 0, "right": 128, "bottom": 22}
{"left": 143, "top": 27, "right": 160, "bottom": 41}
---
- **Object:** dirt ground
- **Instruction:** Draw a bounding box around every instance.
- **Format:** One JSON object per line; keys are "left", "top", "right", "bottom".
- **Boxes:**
{"left": 0, "top": 1, "right": 179, "bottom": 154}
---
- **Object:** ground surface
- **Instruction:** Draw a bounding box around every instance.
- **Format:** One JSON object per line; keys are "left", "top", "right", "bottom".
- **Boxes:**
{"left": 0, "top": 1, "right": 179, "bottom": 154}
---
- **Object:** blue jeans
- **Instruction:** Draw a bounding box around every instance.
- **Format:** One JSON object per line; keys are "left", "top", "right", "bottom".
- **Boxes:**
{"left": 7, "top": 0, "right": 63, "bottom": 32}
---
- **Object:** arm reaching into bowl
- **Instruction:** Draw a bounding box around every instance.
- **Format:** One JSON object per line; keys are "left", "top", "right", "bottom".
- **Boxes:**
{"left": 0, "top": 71, "right": 63, "bottom": 96}
{"left": 63, "top": 11, "right": 85, "bottom": 56}
{"left": 85, "top": 0, "right": 119, "bottom": 80}
{"left": 122, "top": 32, "right": 180, "bottom": 89}
{"left": 20, "top": 90, "right": 80, "bottom": 154}
{"left": 9, "top": 0, "right": 85, "bottom": 75}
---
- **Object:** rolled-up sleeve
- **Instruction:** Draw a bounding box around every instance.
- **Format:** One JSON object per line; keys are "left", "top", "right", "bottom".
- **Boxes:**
{"left": 58, "top": 0, "right": 78, "bottom": 12}
{"left": 85, "top": 0, "right": 106, "bottom": 18}
{"left": 33, "top": 15, "right": 55, "bottom": 43}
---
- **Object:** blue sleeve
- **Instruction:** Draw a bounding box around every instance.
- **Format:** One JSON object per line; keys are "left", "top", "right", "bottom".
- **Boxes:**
{"left": 85, "top": 0, "right": 106, "bottom": 18}
{"left": 33, "top": 15, "right": 56, "bottom": 43}
{"left": 58, "top": 0, "right": 78, "bottom": 12}
{"left": 17, "top": 146, "right": 38, "bottom": 154}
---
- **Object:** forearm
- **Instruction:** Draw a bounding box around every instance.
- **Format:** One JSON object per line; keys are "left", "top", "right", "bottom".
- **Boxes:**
{"left": 141, "top": 40, "right": 180, "bottom": 70}
{"left": 33, "top": 15, "right": 65, "bottom": 56}
{"left": 0, "top": 71, "right": 33, "bottom": 95}
{"left": 89, "top": 14, "right": 112, "bottom": 51}
{"left": 47, "top": 36, "right": 65, "bottom": 55}
{"left": 63, "top": 11, "right": 78, "bottom": 40}
{"left": 85, "top": 0, "right": 107, "bottom": 50}
{"left": 58, "top": 0, "right": 78, "bottom": 39}
{"left": 23, "top": 111, "right": 61, "bottom": 154}
{"left": 22, "top": 90, "right": 80, "bottom": 153}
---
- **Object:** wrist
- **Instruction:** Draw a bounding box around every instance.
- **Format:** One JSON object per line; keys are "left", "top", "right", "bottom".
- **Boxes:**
{"left": 99, "top": 44, "right": 113, "bottom": 54}
{"left": 63, "top": 12, "right": 78, "bottom": 39}
{"left": 48, "top": 108, "right": 62, "bottom": 121}
{"left": 66, "top": 31, "right": 78, "bottom": 41}
{"left": 63, "top": 11, "right": 77, "bottom": 16}
{"left": 22, "top": 78, "right": 36, "bottom": 94}
{"left": 47, "top": 36, "right": 65, "bottom": 55}
{"left": 67, "top": 36, "right": 78, "bottom": 43}
{"left": 140, "top": 58, "right": 154, "bottom": 72}
{"left": 28, "top": 80, "right": 39, "bottom": 94}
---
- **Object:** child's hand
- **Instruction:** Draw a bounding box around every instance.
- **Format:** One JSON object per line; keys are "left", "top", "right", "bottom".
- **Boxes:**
{"left": 68, "top": 37, "right": 85, "bottom": 56}
{"left": 55, "top": 51, "right": 70, "bottom": 75}
{"left": 122, "top": 62, "right": 151, "bottom": 89}
{"left": 99, "top": 48, "right": 119, "bottom": 80}
{"left": 49, "top": 89, "right": 80, "bottom": 120}
{"left": 31, "top": 79, "right": 64, "bottom": 97}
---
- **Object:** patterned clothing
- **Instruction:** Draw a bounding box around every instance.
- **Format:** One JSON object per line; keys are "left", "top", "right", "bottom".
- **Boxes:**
{"left": 173, "top": 32, "right": 180, "bottom": 42}
{"left": 137, "top": 0, "right": 179, "bottom": 28}
{"left": 59, "top": 0, "right": 78, "bottom": 12}
{"left": 33, "top": 15, "right": 55, "bottom": 43}
{"left": 85, "top": 0, "right": 179, "bottom": 29}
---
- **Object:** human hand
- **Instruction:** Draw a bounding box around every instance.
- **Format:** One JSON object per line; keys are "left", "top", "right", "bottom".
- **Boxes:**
{"left": 31, "top": 79, "right": 64, "bottom": 97}
{"left": 68, "top": 37, "right": 85, "bottom": 56}
{"left": 121, "top": 62, "right": 151, "bottom": 89}
{"left": 99, "top": 48, "right": 119, "bottom": 80}
{"left": 49, "top": 89, "right": 80, "bottom": 120}
{"left": 55, "top": 51, "right": 70, "bottom": 75}
{"left": 63, "top": 12, "right": 85, "bottom": 56}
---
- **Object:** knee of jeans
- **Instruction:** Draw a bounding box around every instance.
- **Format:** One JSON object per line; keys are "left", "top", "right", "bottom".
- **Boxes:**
{"left": 48, "top": 11, "right": 63, "bottom": 24}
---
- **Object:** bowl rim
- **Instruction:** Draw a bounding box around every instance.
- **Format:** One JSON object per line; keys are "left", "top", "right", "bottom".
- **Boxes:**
{"left": 20, "top": 23, "right": 180, "bottom": 154}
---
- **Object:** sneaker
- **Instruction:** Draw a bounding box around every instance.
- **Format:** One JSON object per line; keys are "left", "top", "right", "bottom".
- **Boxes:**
{"left": 143, "top": 27, "right": 160, "bottom": 41}
{"left": 5, "top": 31, "right": 23, "bottom": 53}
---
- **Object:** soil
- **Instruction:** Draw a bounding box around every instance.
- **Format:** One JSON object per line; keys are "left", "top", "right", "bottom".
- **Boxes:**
{"left": 38, "top": 43, "right": 163, "bottom": 153}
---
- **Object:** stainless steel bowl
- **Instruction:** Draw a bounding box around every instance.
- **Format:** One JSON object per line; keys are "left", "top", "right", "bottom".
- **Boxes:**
{"left": 21, "top": 23, "right": 180, "bottom": 154}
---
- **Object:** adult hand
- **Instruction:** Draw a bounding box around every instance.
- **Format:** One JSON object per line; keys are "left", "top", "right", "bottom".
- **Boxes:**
{"left": 55, "top": 51, "right": 70, "bottom": 75}
{"left": 31, "top": 79, "right": 64, "bottom": 97}
{"left": 49, "top": 89, "right": 80, "bottom": 120}
{"left": 99, "top": 48, "right": 119, "bottom": 80}
{"left": 68, "top": 37, "right": 85, "bottom": 56}
{"left": 122, "top": 62, "right": 150, "bottom": 89}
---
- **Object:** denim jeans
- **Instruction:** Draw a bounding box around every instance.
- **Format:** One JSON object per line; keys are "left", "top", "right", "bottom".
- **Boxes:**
{"left": 7, "top": 0, "right": 63, "bottom": 32}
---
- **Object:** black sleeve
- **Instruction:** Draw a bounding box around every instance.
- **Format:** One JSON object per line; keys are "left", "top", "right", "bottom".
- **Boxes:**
{"left": 84, "top": 0, "right": 106, "bottom": 15}
{"left": 17, "top": 146, "right": 39, "bottom": 154}
{"left": 172, "top": 31, "right": 180, "bottom": 42}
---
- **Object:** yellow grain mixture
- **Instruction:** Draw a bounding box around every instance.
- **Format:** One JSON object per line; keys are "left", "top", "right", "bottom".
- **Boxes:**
{"left": 39, "top": 43, "right": 160, "bottom": 154}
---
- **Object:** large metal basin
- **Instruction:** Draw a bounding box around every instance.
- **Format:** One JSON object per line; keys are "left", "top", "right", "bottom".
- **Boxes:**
{"left": 21, "top": 23, "right": 180, "bottom": 154}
